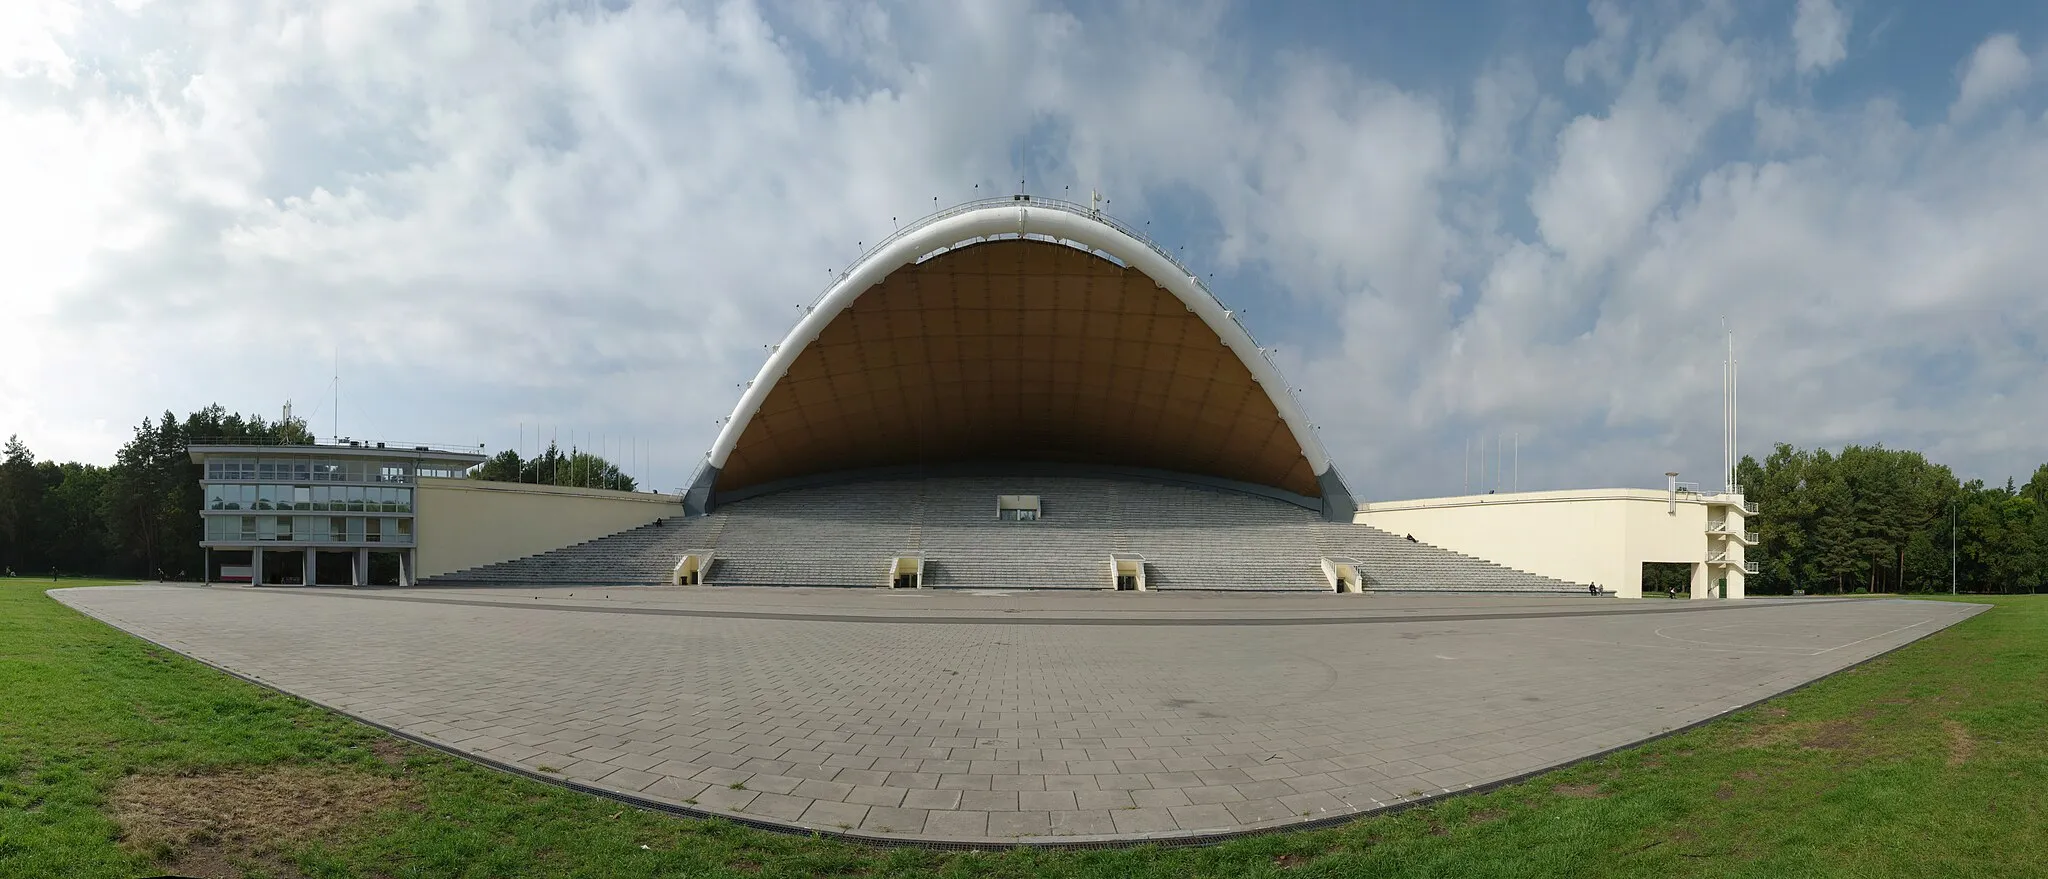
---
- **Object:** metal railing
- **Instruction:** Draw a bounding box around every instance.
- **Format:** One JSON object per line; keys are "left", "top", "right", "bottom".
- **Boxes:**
{"left": 187, "top": 436, "right": 316, "bottom": 447}
{"left": 188, "top": 436, "right": 484, "bottom": 456}
{"left": 1695, "top": 490, "right": 1758, "bottom": 516}
{"left": 1745, "top": 530, "right": 1760, "bottom": 544}
{"left": 1743, "top": 560, "right": 1760, "bottom": 574}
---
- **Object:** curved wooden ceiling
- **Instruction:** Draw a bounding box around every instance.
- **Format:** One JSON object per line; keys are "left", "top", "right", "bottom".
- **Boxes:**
{"left": 718, "top": 238, "right": 1319, "bottom": 497}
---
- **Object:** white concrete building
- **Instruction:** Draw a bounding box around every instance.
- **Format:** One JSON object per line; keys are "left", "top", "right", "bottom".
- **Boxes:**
{"left": 1354, "top": 478, "right": 1757, "bottom": 599}
{"left": 191, "top": 440, "right": 486, "bottom": 586}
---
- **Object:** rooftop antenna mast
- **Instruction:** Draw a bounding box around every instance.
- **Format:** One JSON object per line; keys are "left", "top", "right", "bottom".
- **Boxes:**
{"left": 1722, "top": 319, "right": 1738, "bottom": 493}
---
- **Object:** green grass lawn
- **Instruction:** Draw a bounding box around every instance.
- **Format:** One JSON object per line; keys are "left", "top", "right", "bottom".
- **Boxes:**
{"left": 2, "top": 579, "right": 2042, "bottom": 878}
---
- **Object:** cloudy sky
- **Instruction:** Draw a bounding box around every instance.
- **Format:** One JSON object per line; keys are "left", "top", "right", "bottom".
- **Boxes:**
{"left": 3, "top": 0, "right": 2045, "bottom": 500}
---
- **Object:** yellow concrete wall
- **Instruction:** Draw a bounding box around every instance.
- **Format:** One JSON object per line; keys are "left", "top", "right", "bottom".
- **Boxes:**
{"left": 1356, "top": 489, "right": 1736, "bottom": 599}
{"left": 414, "top": 478, "right": 682, "bottom": 578}
{"left": 1356, "top": 491, "right": 1635, "bottom": 596}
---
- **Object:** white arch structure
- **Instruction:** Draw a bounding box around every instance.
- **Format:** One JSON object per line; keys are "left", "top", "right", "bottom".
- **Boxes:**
{"left": 690, "top": 196, "right": 1355, "bottom": 519}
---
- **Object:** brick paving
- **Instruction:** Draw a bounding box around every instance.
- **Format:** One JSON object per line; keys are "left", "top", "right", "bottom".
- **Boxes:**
{"left": 53, "top": 585, "right": 1985, "bottom": 845}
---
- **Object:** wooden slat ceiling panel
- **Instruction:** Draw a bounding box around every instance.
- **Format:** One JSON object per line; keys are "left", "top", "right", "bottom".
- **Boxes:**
{"left": 719, "top": 238, "right": 1320, "bottom": 496}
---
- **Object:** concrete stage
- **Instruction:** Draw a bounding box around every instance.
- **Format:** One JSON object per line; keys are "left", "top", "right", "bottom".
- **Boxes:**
{"left": 53, "top": 585, "right": 1986, "bottom": 846}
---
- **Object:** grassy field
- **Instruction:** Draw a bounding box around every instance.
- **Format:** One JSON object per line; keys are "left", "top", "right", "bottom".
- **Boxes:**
{"left": 1, "top": 579, "right": 2042, "bottom": 879}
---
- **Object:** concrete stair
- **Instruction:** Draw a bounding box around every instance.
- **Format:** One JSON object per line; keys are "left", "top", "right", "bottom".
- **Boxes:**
{"left": 420, "top": 475, "right": 1588, "bottom": 594}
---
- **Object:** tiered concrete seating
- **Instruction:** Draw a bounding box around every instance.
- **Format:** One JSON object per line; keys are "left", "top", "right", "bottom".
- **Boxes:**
{"left": 918, "top": 476, "right": 1120, "bottom": 588}
{"left": 422, "top": 516, "right": 719, "bottom": 586}
{"left": 706, "top": 480, "right": 924, "bottom": 586}
{"left": 1313, "top": 523, "right": 1585, "bottom": 593}
{"left": 1119, "top": 482, "right": 1326, "bottom": 590}
{"left": 420, "top": 475, "right": 1586, "bottom": 593}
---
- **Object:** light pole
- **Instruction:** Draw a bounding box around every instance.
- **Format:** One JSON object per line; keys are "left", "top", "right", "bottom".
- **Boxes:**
{"left": 1950, "top": 499, "right": 1958, "bottom": 596}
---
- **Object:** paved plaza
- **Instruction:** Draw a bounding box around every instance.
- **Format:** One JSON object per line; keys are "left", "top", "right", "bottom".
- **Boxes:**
{"left": 54, "top": 585, "right": 1985, "bottom": 845}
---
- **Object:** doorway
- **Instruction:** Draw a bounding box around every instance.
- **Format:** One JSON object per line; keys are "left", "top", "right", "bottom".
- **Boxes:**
{"left": 314, "top": 550, "right": 355, "bottom": 586}
{"left": 1643, "top": 562, "right": 1691, "bottom": 599}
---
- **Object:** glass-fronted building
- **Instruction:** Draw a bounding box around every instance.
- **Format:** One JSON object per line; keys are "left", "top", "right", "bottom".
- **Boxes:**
{"left": 189, "top": 441, "right": 487, "bottom": 586}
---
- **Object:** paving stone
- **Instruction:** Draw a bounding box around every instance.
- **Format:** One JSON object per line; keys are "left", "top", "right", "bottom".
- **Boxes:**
{"left": 960, "top": 790, "right": 1019, "bottom": 812}
{"left": 692, "top": 785, "right": 759, "bottom": 812}
{"left": 1226, "top": 797, "right": 1296, "bottom": 824}
{"left": 991, "top": 774, "right": 1046, "bottom": 791}
{"left": 1050, "top": 809, "right": 1116, "bottom": 836}
{"left": 53, "top": 585, "right": 1982, "bottom": 845}
{"left": 792, "top": 779, "right": 855, "bottom": 802}
{"left": 799, "top": 799, "right": 869, "bottom": 829}
{"left": 1020, "top": 789, "right": 1078, "bottom": 812}
{"left": 1109, "top": 807, "right": 1179, "bottom": 834}
{"left": 921, "top": 809, "right": 989, "bottom": 838}
{"left": 1132, "top": 788, "right": 1193, "bottom": 808}
{"left": 901, "top": 788, "right": 963, "bottom": 810}
{"left": 741, "top": 792, "right": 812, "bottom": 821}
{"left": 1075, "top": 790, "right": 1136, "bottom": 810}
{"left": 987, "top": 810, "right": 1051, "bottom": 838}
{"left": 846, "top": 785, "right": 907, "bottom": 807}
{"left": 1168, "top": 804, "right": 1238, "bottom": 831}
{"left": 598, "top": 767, "right": 662, "bottom": 792}
{"left": 643, "top": 777, "right": 710, "bottom": 803}
{"left": 743, "top": 774, "right": 804, "bottom": 795}
{"left": 860, "top": 806, "right": 928, "bottom": 834}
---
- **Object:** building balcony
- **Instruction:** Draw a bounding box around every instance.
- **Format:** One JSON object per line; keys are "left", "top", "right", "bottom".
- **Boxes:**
{"left": 1744, "top": 560, "right": 1760, "bottom": 574}
{"left": 1708, "top": 521, "right": 1761, "bottom": 545}
{"left": 1701, "top": 491, "right": 1759, "bottom": 515}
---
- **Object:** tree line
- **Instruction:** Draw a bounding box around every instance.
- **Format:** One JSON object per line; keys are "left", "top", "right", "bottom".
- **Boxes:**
{"left": 0, "top": 406, "right": 311, "bottom": 578}
{"left": 1, "top": 407, "right": 2041, "bottom": 592}
{"left": 1737, "top": 444, "right": 2048, "bottom": 594}
{"left": 469, "top": 445, "right": 637, "bottom": 491}
{"left": 0, "top": 405, "right": 631, "bottom": 579}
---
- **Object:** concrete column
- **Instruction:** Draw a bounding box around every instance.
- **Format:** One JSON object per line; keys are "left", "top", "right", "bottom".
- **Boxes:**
{"left": 1689, "top": 562, "right": 1711, "bottom": 600}
{"left": 1728, "top": 568, "right": 1747, "bottom": 599}
{"left": 353, "top": 548, "right": 368, "bottom": 587}
{"left": 303, "top": 549, "right": 316, "bottom": 587}
{"left": 252, "top": 547, "right": 264, "bottom": 587}
{"left": 398, "top": 549, "right": 413, "bottom": 587}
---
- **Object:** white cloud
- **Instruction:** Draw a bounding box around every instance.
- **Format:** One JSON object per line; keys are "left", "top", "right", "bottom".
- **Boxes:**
{"left": 1953, "top": 33, "right": 2033, "bottom": 122}
{"left": 4, "top": 0, "right": 2048, "bottom": 501}
{"left": 1530, "top": 8, "right": 1755, "bottom": 272}
{"left": 1792, "top": 0, "right": 1848, "bottom": 73}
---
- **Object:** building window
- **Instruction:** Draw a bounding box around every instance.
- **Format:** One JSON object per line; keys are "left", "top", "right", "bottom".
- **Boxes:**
{"left": 396, "top": 518, "right": 412, "bottom": 544}
{"left": 330, "top": 516, "right": 347, "bottom": 542}
{"left": 206, "top": 459, "right": 255, "bottom": 480}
